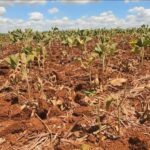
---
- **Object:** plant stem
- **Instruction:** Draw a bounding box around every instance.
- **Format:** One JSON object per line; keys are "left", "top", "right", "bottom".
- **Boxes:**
{"left": 117, "top": 97, "right": 121, "bottom": 135}
{"left": 96, "top": 98, "right": 101, "bottom": 131}
{"left": 141, "top": 47, "right": 145, "bottom": 65}
{"left": 102, "top": 55, "right": 105, "bottom": 73}
{"left": 89, "top": 64, "right": 92, "bottom": 85}
{"left": 117, "top": 82, "right": 127, "bottom": 135}
{"left": 17, "top": 84, "right": 20, "bottom": 102}
{"left": 26, "top": 76, "right": 31, "bottom": 101}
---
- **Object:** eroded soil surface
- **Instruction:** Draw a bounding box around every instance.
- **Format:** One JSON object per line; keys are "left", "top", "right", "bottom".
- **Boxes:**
{"left": 0, "top": 38, "right": 150, "bottom": 150}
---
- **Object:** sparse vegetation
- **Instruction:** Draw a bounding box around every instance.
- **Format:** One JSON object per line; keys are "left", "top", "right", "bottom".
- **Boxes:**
{"left": 0, "top": 26, "right": 150, "bottom": 149}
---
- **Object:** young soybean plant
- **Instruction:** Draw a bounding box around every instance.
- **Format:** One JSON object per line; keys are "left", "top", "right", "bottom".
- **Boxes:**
{"left": 5, "top": 53, "right": 20, "bottom": 70}
{"left": 130, "top": 35, "right": 150, "bottom": 65}
{"left": 87, "top": 52, "right": 97, "bottom": 85}
{"left": 62, "top": 35, "right": 75, "bottom": 48}
{"left": 9, "top": 29, "right": 24, "bottom": 43}
{"left": 5, "top": 53, "right": 21, "bottom": 101}
{"left": 20, "top": 53, "right": 32, "bottom": 101}
{"left": 94, "top": 36, "right": 116, "bottom": 72}
{"left": 75, "top": 34, "right": 92, "bottom": 53}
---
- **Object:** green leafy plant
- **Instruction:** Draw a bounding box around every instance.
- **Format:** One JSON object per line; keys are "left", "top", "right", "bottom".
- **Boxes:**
{"left": 75, "top": 35, "right": 91, "bottom": 52}
{"left": 86, "top": 52, "right": 97, "bottom": 84}
{"left": 130, "top": 35, "right": 150, "bottom": 65}
{"left": 94, "top": 36, "right": 116, "bottom": 72}
{"left": 5, "top": 53, "right": 20, "bottom": 70}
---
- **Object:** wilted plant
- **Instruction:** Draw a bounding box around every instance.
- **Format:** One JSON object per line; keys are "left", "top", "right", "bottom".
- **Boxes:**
{"left": 5, "top": 53, "right": 23, "bottom": 103}
{"left": 0, "top": 42, "right": 3, "bottom": 55}
{"left": 5, "top": 52, "right": 33, "bottom": 101}
{"left": 40, "top": 45, "right": 47, "bottom": 69}
{"left": 9, "top": 29, "right": 23, "bottom": 43}
{"left": 36, "top": 77, "right": 47, "bottom": 100}
{"left": 75, "top": 35, "right": 91, "bottom": 52}
{"left": 86, "top": 52, "right": 97, "bottom": 84}
{"left": 34, "top": 42, "right": 47, "bottom": 69}
{"left": 94, "top": 36, "right": 116, "bottom": 72}
{"left": 5, "top": 53, "right": 20, "bottom": 70}
{"left": 61, "top": 35, "right": 76, "bottom": 50}
{"left": 130, "top": 35, "right": 150, "bottom": 65}
{"left": 20, "top": 53, "right": 31, "bottom": 100}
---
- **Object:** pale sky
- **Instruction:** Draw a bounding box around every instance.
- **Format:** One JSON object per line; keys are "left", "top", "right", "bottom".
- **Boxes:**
{"left": 0, "top": 0, "right": 150, "bottom": 32}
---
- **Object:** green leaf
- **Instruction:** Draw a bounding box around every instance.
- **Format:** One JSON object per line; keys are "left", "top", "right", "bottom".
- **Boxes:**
{"left": 22, "top": 47, "right": 32, "bottom": 55}
{"left": 68, "top": 37, "right": 73, "bottom": 44}
{"left": 143, "top": 38, "right": 150, "bottom": 47}
{"left": 82, "top": 90, "right": 96, "bottom": 96}
{"left": 26, "top": 54, "right": 35, "bottom": 63}
{"left": 129, "top": 40, "right": 137, "bottom": 47}
{"left": 5, "top": 54, "right": 19, "bottom": 69}
{"left": 94, "top": 44, "right": 103, "bottom": 56}
{"left": 136, "top": 38, "right": 143, "bottom": 47}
